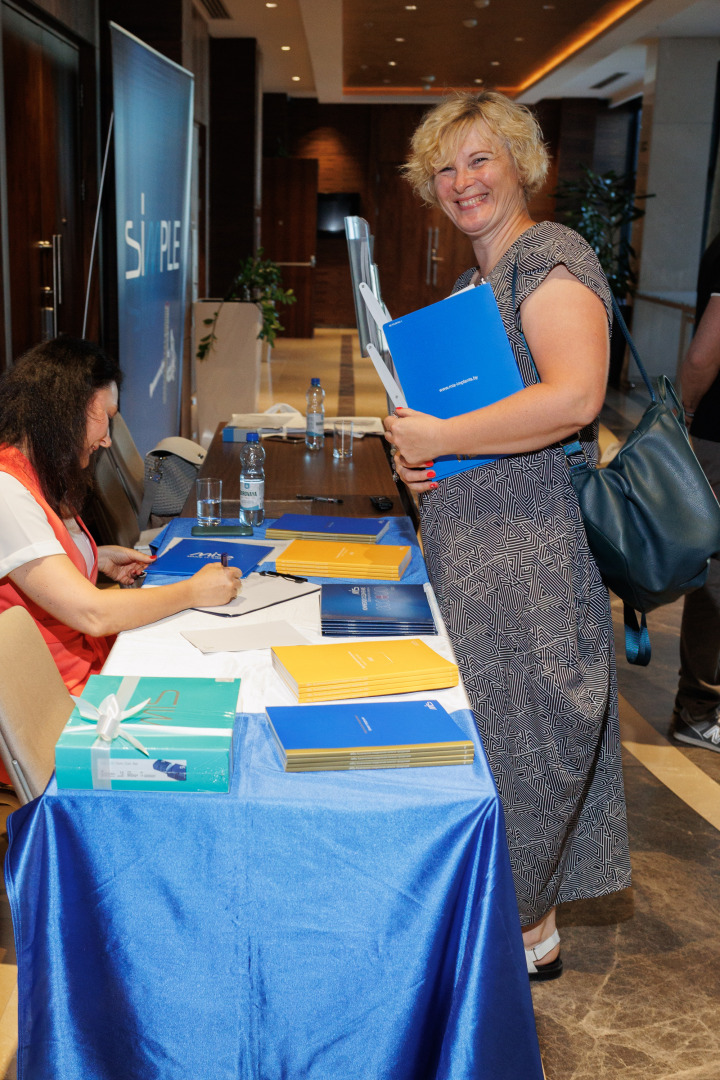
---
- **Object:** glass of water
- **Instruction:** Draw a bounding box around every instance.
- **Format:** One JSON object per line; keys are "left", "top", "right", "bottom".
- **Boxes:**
{"left": 332, "top": 419, "right": 354, "bottom": 459}
{"left": 196, "top": 477, "right": 222, "bottom": 525}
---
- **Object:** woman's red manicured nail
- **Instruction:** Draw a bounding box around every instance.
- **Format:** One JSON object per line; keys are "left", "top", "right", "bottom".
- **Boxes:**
{"left": 430, "top": 482, "right": 439, "bottom": 489}
{"left": 424, "top": 462, "right": 434, "bottom": 467}
{"left": 426, "top": 470, "right": 436, "bottom": 479}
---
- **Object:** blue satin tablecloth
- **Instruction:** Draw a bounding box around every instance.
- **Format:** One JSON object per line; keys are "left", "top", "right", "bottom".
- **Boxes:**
{"left": 149, "top": 514, "right": 430, "bottom": 585}
{"left": 5, "top": 709, "right": 543, "bottom": 1080}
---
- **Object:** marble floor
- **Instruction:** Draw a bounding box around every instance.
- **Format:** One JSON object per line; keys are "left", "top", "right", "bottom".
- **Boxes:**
{"left": 0, "top": 332, "right": 718, "bottom": 1078}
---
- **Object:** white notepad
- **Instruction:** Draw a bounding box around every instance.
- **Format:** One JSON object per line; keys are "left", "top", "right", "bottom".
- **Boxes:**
{"left": 193, "top": 572, "right": 321, "bottom": 617}
{"left": 182, "top": 620, "right": 311, "bottom": 654}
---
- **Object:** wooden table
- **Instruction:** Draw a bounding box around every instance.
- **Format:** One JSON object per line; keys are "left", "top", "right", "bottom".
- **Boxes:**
{"left": 183, "top": 425, "right": 418, "bottom": 524}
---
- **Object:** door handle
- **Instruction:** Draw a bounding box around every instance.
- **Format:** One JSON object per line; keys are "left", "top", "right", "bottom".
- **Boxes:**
{"left": 37, "top": 238, "right": 60, "bottom": 338}
{"left": 275, "top": 257, "right": 316, "bottom": 268}
{"left": 53, "top": 234, "right": 63, "bottom": 307}
{"left": 430, "top": 227, "right": 442, "bottom": 287}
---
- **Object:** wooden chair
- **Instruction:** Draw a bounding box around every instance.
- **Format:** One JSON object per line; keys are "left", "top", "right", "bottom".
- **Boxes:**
{"left": 0, "top": 607, "right": 74, "bottom": 805}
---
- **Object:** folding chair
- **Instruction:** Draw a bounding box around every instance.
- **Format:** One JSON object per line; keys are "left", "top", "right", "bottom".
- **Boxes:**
{"left": 0, "top": 607, "right": 75, "bottom": 805}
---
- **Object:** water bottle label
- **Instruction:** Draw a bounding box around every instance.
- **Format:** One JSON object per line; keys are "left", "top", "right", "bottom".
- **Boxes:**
{"left": 307, "top": 412, "right": 324, "bottom": 435}
{"left": 240, "top": 478, "right": 264, "bottom": 509}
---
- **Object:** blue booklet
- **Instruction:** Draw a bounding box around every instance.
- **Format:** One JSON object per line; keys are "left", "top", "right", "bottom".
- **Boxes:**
{"left": 265, "top": 699, "right": 474, "bottom": 768}
{"left": 266, "top": 514, "right": 390, "bottom": 542}
{"left": 144, "top": 539, "right": 274, "bottom": 579}
{"left": 320, "top": 583, "right": 435, "bottom": 634}
{"left": 382, "top": 283, "right": 525, "bottom": 481}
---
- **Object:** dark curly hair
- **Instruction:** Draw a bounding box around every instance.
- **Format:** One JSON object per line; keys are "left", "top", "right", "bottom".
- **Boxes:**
{"left": 0, "top": 336, "right": 122, "bottom": 515}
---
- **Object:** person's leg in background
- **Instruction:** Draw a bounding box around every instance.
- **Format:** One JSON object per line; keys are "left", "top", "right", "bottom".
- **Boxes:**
{"left": 673, "top": 435, "right": 720, "bottom": 750}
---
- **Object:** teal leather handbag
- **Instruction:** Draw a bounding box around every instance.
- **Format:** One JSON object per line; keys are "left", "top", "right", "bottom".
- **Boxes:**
{"left": 562, "top": 301, "right": 720, "bottom": 664}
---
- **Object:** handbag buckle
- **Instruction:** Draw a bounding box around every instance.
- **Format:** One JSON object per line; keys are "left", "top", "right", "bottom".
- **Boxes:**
{"left": 561, "top": 438, "right": 587, "bottom": 471}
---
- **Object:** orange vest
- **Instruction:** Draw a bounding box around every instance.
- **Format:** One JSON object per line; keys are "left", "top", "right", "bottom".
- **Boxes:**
{"left": 0, "top": 445, "right": 113, "bottom": 697}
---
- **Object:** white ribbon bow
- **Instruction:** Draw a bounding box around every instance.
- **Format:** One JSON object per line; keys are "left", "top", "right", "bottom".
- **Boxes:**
{"left": 70, "top": 693, "right": 152, "bottom": 757}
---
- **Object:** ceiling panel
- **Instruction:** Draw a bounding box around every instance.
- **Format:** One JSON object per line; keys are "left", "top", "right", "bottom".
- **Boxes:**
{"left": 342, "top": 0, "right": 656, "bottom": 95}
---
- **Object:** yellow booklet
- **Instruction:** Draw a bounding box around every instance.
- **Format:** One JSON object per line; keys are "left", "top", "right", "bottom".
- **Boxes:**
{"left": 271, "top": 638, "right": 458, "bottom": 700}
{"left": 276, "top": 540, "right": 411, "bottom": 580}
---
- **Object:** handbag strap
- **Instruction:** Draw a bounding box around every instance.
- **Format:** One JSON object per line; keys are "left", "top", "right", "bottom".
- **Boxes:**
{"left": 624, "top": 607, "right": 652, "bottom": 666}
{"left": 510, "top": 259, "right": 653, "bottom": 666}
{"left": 510, "top": 261, "right": 656, "bottom": 401}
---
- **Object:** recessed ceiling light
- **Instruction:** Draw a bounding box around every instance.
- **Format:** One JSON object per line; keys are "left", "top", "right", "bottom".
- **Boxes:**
{"left": 265, "top": 2, "right": 277, "bottom": 6}
{"left": 405, "top": 4, "right": 417, "bottom": 9}
{"left": 395, "top": 37, "right": 406, "bottom": 42}
{"left": 291, "top": 76, "right": 300, "bottom": 81}
{"left": 473, "top": 0, "right": 490, "bottom": 7}
{"left": 281, "top": 45, "right": 291, "bottom": 51}
{"left": 462, "top": 18, "right": 478, "bottom": 27}
{"left": 514, "top": 36, "right": 524, "bottom": 42}
{"left": 490, "top": 60, "right": 500, "bottom": 66}
{"left": 474, "top": 78, "right": 484, "bottom": 84}
{"left": 420, "top": 74, "right": 436, "bottom": 83}
{"left": 388, "top": 61, "right": 397, "bottom": 66}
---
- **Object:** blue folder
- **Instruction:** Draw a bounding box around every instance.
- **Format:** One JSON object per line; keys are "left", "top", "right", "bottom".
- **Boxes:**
{"left": 267, "top": 514, "right": 390, "bottom": 541}
{"left": 320, "top": 583, "right": 436, "bottom": 633}
{"left": 144, "top": 539, "right": 274, "bottom": 578}
{"left": 265, "top": 699, "right": 472, "bottom": 755}
{"left": 382, "top": 283, "right": 525, "bottom": 481}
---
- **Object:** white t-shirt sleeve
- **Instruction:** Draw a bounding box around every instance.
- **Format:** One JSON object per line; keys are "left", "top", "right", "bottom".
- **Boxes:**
{"left": 0, "top": 472, "right": 65, "bottom": 578}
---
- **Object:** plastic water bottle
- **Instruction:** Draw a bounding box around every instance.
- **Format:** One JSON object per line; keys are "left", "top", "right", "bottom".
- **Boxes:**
{"left": 239, "top": 432, "right": 265, "bottom": 526}
{"left": 305, "top": 377, "right": 325, "bottom": 450}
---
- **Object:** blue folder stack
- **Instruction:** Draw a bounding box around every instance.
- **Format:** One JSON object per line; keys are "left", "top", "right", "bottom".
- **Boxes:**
{"left": 320, "top": 582, "right": 436, "bottom": 636}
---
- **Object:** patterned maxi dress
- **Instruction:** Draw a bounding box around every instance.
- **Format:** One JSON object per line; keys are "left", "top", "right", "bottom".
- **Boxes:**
{"left": 421, "top": 221, "right": 632, "bottom": 924}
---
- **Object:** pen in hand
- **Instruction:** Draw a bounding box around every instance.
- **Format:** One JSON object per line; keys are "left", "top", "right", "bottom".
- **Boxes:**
{"left": 220, "top": 552, "right": 228, "bottom": 567}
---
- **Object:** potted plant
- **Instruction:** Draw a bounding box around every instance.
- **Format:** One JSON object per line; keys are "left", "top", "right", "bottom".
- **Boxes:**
{"left": 192, "top": 251, "right": 296, "bottom": 446}
{"left": 196, "top": 250, "right": 296, "bottom": 361}
{"left": 554, "top": 166, "right": 652, "bottom": 385}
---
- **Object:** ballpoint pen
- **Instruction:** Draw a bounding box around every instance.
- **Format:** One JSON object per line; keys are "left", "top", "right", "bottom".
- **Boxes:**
{"left": 221, "top": 552, "right": 228, "bottom": 566}
{"left": 295, "top": 495, "right": 344, "bottom": 503}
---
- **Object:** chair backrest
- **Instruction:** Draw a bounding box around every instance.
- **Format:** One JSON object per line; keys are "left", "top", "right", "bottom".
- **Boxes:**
{"left": 87, "top": 445, "right": 141, "bottom": 549}
{"left": 0, "top": 607, "right": 75, "bottom": 804}
{"left": 108, "top": 412, "right": 145, "bottom": 515}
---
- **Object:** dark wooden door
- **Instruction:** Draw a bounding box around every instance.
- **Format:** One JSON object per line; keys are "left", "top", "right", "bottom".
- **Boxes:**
{"left": 373, "top": 163, "right": 472, "bottom": 319}
{"left": 2, "top": 2, "right": 86, "bottom": 360}
{"left": 261, "top": 157, "right": 318, "bottom": 338}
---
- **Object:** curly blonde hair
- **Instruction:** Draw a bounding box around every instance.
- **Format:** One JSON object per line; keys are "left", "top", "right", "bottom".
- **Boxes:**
{"left": 403, "top": 91, "right": 549, "bottom": 206}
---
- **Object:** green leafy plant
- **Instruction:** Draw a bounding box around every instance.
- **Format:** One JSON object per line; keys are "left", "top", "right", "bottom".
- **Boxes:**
{"left": 554, "top": 166, "right": 653, "bottom": 300}
{"left": 196, "top": 249, "right": 296, "bottom": 360}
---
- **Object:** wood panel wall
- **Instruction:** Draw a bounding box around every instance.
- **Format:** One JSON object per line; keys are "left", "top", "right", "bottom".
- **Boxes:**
{"left": 31, "top": 0, "right": 97, "bottom": 45}
{"left": 208, "top": 37, "right": 259, "bottom": 298}
{"left": 263, "top": 96, "right": 628, "bottom": 328}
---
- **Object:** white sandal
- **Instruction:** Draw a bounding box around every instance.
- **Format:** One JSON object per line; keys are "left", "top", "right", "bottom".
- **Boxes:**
{"left": 525, "top": 929, "right": 563, "bottom": 981}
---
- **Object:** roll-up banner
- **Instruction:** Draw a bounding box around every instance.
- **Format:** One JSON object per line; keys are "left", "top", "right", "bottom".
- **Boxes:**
{"left": 110, "top": 23, "right": 194, "bottom": 456}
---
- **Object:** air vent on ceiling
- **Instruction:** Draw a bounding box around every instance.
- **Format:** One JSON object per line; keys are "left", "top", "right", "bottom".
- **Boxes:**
{"left": 590, "top": 72, "right": 628, "bottom": 90}
{"left": 197, "top": 0, "right": 231, "bottom": 19}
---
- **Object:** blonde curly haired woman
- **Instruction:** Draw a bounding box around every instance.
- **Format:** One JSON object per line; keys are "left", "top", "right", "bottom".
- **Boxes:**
{"left": 384, "top": 91, "right": 631, "bottom": 980}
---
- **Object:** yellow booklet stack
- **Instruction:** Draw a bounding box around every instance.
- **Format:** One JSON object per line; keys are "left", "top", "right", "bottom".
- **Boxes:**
{"left": 271, "top": 638, "right": 459, "bottom": 703}
{"left": 275, "top": 539, "right": 411, "bottom": 581}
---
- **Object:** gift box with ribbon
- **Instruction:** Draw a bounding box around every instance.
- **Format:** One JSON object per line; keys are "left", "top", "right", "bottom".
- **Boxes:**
{"left": 55, "top": 675, "right": 240, "bottom": 792}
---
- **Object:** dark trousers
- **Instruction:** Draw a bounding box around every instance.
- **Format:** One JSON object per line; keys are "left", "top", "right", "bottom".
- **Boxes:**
{"left": 676, "top": 435, "right": 720, "bottom": 717}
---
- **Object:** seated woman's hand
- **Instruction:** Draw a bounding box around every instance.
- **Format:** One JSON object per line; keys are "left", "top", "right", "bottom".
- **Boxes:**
{"left": 188, "top": 562, "right": 242, "bottom": 607}
{"left": 98, "top": 545, "right": 154, "bottom": 585}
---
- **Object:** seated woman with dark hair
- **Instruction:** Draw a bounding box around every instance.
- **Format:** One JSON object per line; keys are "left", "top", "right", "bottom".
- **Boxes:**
{"left": 0, "top": 336, "right": 241, "bottom": 701}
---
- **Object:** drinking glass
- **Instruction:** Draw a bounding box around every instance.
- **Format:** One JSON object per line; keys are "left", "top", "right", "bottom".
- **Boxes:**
{"left": 332, "top": 419, "right": 354, "bottom": 459}
{"left": 196, "top": 477, "right": 222, "bottom": 525}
